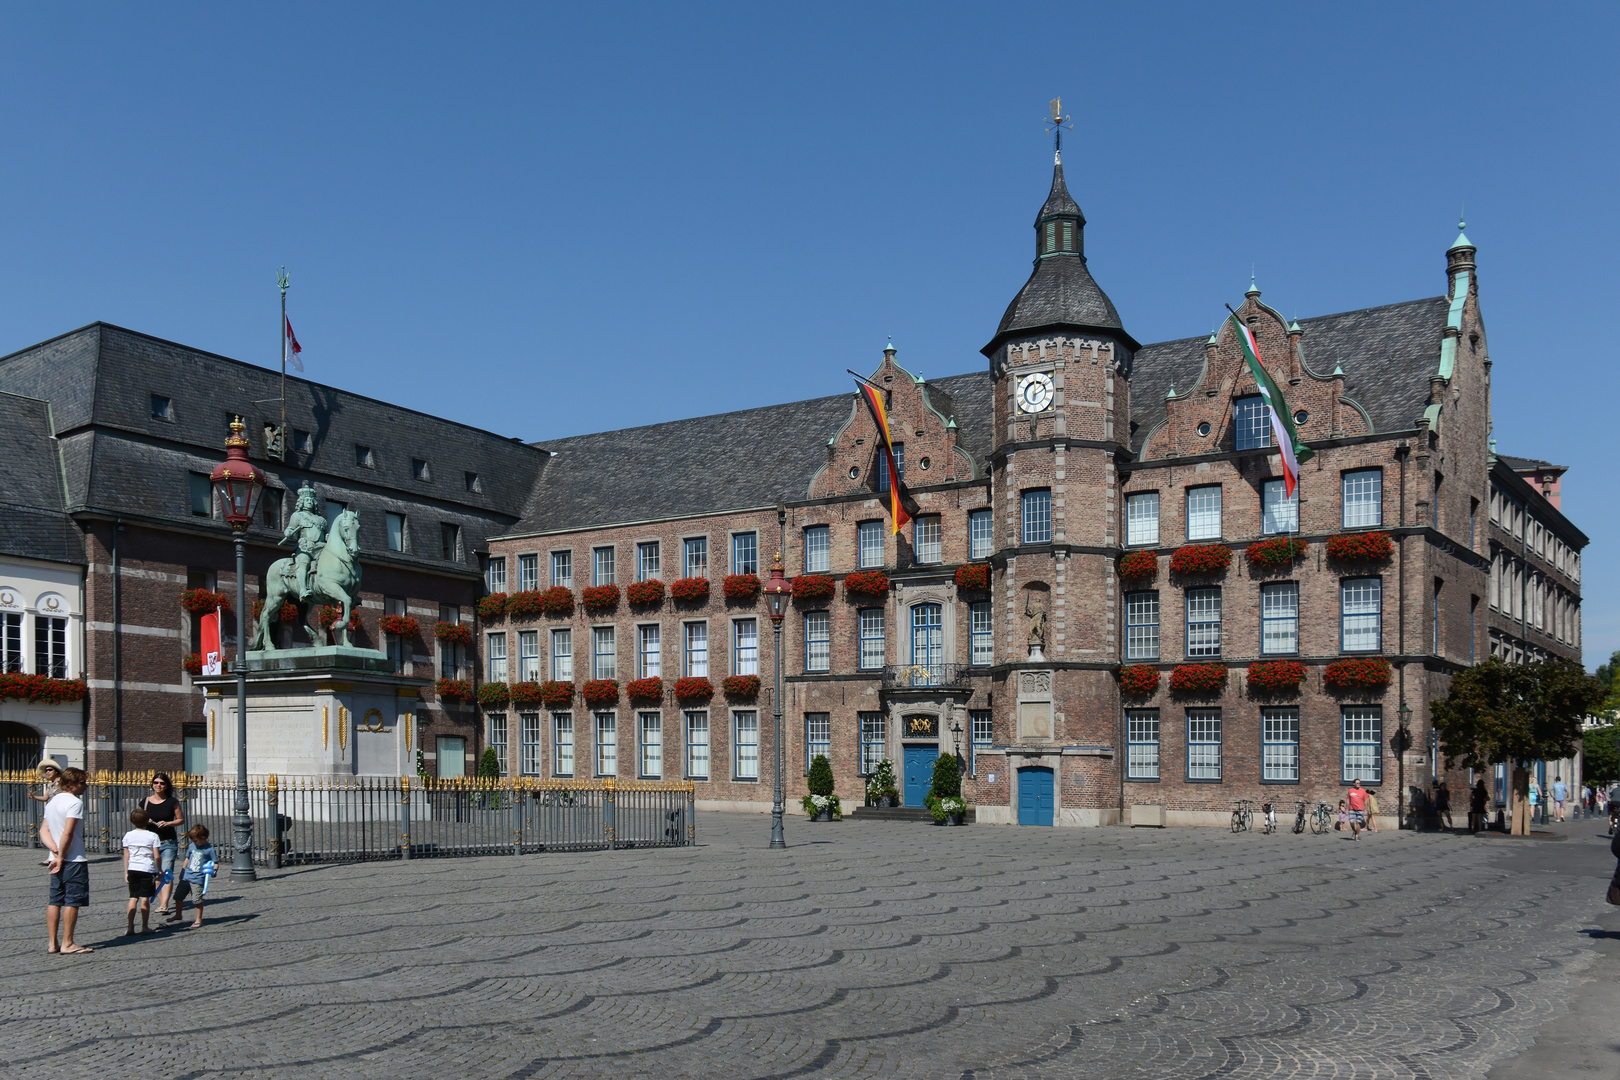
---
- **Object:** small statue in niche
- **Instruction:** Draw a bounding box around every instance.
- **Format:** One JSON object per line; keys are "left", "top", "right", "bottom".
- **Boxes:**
{"left": 1025, "top": 592, "right": 1047, "bottom": 653}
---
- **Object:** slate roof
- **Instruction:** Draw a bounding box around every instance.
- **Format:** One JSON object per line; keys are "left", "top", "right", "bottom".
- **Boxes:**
{"left": 1036, "top": 157, "right": 1084, "bottom": 223}
{"left": 1499, "top": 454, "right": 1564, "bottom": 473}
{"left": 0, "top": 393, "right": 83, "bottom": 564}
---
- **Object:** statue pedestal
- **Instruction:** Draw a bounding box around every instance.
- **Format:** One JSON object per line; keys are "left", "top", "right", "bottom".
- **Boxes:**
{"left": 195, "top": 647, "right": 431, "bottom": 781}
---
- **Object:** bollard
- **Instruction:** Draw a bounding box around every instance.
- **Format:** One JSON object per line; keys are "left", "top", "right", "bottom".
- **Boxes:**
{"left": 28, "top": 794, "right": 41, "bottom": 849}
{"left": 399, "top": 775, "right": 412, "bottom": 860}
{"left": 98, "top": 779, "right": 112, "bottom": 855}
{"left": 511, "top": 784, "right": 523, "bottom": 857}
{"left": 268, "top": 774, "right": 282, "bottom": 870}
{"left": 603, "top": 778, "right": 617, "bottom": 849}
{"left": 686, "top": 785, "right": 696, "bottom": 845}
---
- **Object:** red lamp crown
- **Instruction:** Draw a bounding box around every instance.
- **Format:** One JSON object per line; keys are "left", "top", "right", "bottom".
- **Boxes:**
{"left": 210, "top": 417, "right": 268, "bottom": 530}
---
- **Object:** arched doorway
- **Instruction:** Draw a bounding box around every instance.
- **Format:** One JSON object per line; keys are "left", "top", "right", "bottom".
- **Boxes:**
{"left": 0, "top": 721, "right": 43, "bottom": 772}
{"left": 1017, "top": 766, "right": 1054, "bottom": 826}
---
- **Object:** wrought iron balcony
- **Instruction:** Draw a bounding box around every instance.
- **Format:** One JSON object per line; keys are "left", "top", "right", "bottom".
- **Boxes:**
{"left": 881, "top": 663, "right": 973, "bottom": 691}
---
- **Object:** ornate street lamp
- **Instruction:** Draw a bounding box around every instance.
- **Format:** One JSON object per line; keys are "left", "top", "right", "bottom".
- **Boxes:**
{"left": 762, "top": 500, "right": 792, "bottom": 850}
{"left": 211, "top": 417, "right": 267, "bottom": 881}
{"left": 1393, "top": 701, "right": 1413, "bottom": 831}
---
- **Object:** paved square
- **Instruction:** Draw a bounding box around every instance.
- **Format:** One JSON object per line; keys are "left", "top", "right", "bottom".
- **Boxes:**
{"left": 0, "top": 814, "right": 1613, "bottom": 1079}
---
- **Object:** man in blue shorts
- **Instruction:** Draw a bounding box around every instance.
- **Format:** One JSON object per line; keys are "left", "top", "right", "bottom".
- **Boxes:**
{"left": 43, "top": 767, "right": 92, "bottom": 954}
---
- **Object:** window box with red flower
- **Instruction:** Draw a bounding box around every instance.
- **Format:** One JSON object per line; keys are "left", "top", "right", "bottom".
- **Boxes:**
{"left": 1246, "top": 660, "right": 1305, "bottom": 692}
{"left": 1326, "top": 532, "right": 1394, "bottom": 562}
{"left": 1324, "top": 657, "right": 1391, "bottom": 690}
{"left": 1117, "top": 551, "right": 1158, "bottom": 580}
{"left": 1117, "top": 665, "right": 1160, "bottom": 696}
{"left": 1246, "top": 537, "right": 1307, "bottom": 569}
{"left": 844, "top": 570, "right": 890, "bottom": 596}
{"left": 626, "top": 676, "right": 663, "bottom": 702}
{"left": 180, "top": 588, "right": 230, "bottom": 613}
{"left": 722, "top": 674, "right": 760, "bottom": 699}
{"left": 674, "top": 676, "right": 714, "bottom": 701}
{"left": 435, "top": 678, "right": 472, "bottom": 703}
{"left": 0, "top": 674, "right": 86, "bottom": 704}
{"left": 625, "top": 579, "right": 665, "bottom": 605}
{"left": 477, "top": 682, "right": 510, "bottom": 707}
{"left": 792, "top": 575, "right": 835, "bottom": 600}
{"left": 434, "top": 621, "right": 471, "bottom": 644}
{"left": 477, "top": 594, "right": 508, "bottom": 620}
{"left": 182, "top": 653, "right": 203, "bottom": 676}
{"left": 723, "top": 574, "right": 760, "bottom": 601}
{"left": 670, "top": 577, "right": 711, "bottom": 603}
{"left": 582, "top": 584, "right": 620, "bottom": 612}
{"left": 1169, "top": 663, "right": 1228, "bottom": 694}
{"left": 320, "top": 607, "right": 364, "bottom": 633}
{"left": 380, "top": 615, "right": 420, "bottom": 638}
{"left": 539, "top": 680, "right": 574, "bottom": 705}
{"left": 1169, "top": 545, "right": 1232, "bottom": 576}
{"left": 954, "top": 564, "right": 991, "bottom": 592}
{"left": 252, "top": 599, "right": 300, "bottom": 623}
{"left": 509, "top": 681, "right": 544, "bottom": 706}
{"left": 583, "top": 679, "right": 619, "bottom": 706}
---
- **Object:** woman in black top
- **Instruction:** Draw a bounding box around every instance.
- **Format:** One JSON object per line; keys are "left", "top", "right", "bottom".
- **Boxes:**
{"left": 141, "top": 773, "right": 184, "bottom": 915}
{"left": 1469, "top": 780, "right": 1489, "bottom": 834}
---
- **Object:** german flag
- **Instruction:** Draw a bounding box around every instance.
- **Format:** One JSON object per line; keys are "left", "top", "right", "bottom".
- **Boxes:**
{"left": 856, "top": 379, "right": 915, "bottom": 534}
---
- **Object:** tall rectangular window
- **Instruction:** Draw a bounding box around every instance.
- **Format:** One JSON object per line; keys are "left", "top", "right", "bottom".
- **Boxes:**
{"left": 858, "top": 521, "right": 884, "bottom": 568}
{"left": 1126, "top": 710, "right": 1160, "bottom": 780}
{"left": 639, "top": 624, "right": 661, "bottom": 678}
{"left": 1341, "top": 578, "right": 1382, "bottom": 652}
{"left": 683, "top": 537, "right": 708, "bottom": 578}
{"left": 487, "top": 633, "right": 508, "bottom": 682}
{"left": 1, "top": 613, "right": 22, "bottom": 673}
{"left": 732, "top": 532, "right": 758, "bottom": 575}
{"left": 387, "top": 597, "right": 410, "bottom": 672}
{"left": 1262, "top": 708, "right": 1300, "bottom": 782}
{"left": 1433, "top": 578, "right": 1443, "bottom": 654}
{"left": 439, "top": 604, "right": 461, "bottom": 679}
{"left": 733, "top": 619, "right": 758, "bottom": 676}
{"left": 1186, "top": 485, "right": 1222, "bottom": 541}
{"left": 553, "top": 712, "right": 574, "bottom": 777}
{"left": 1342, "top": 707, "right": 1382, "bottom": 782}
{"left": 686, "top": 712, "right": 709, "bottom": 780}
{"left": 440, "top": 523, "right": 461, "bottom": 562}
{"left": 970, "top": 709, "right": 993, "bottom": 748}
{"left": 1342, "top": 469, "right": 1383, "bottom": 528}
{"left": 551, "top": 628, "right": 572, "bottom": 681}
{"left": 804, "top": 611, "right": 830, "bottom": 672}
{"left": 592, "top": 626, "right": 616, "bottom": 680}
{"left": 637, "top": 541, "right": 660, "bottom": 581}
{"left": 1261, "top": 479, "right": 1298, "bottom": 534}
{"left": 1126, "top": 492, "right": 1159, "bottom": 546}
{"left": 639, "top": 712, "right": 661, "bottom": 778}
{"left": 859, "top": 608, "right": 885, "bottom": 670}
{"left": 520, "top": 713, "right": 541, "bottom": 777}
{"left": 911, "top": 603, "right": 942, "bottom": 671}
{"left": 859, "top": 711, "right": 886, "bottom": 774}
{"left": 189, "top": 473, "right": 213, "bottom": 517}
{"left": 734, "top": 711, "right": 759, "bottom": 780}
{"left": 1022, "top": 489, "right": 1052, "bottom": 545}
{"left": 551, "top": 550, "right": 573, "bottom": 588}
{"left": 386, "top": 513, "right": 406, "bottom": 552}
{"left": 1186, "top": 709, "right": 1222, "bottom": 781}
{"left": 518, "top": 630, "right": 540, "bottom": 681}
{"left": 1125, "top": 591, "right": 1160, "bottom": 661}
{"left": 877, "top": 443, "right": 905, "bottom": 491}
{"left": 803, "top": 525, "right": 830, "bottom": 573}
{"left": 1260, "top": 582, "right": 1298, "bottom": 655}
{"left": 1185, "top": 587, "right": 1222, "bottom": 658}
{"left": 684, "top": 623, "right": 708, "bottom": 677}
{"left": 595, "top": 712, "right": 616, "bottom": 776}
{"left": 261, "top": 488, "right": 282, "bottom": 529}
{"left": 805, "top": 712, "right": 831, "bottom": 771}
{"left": 35, "top": 616, "right": 67, "bottom": 678}
{"left": 970, "top": 602, "right": 993, "bottom": 666}
{"left": 487, "top": 713, "right": 508, "bottom": 776}
{"left": 593, "top": 546, "right": 615, "bottom": 586}
{"left": 914, "top": 515, "right": 942, "bottom": 563}
{"left": 487, "top": 557, "right": 508, "bottom": 593}
{"left": 508, "top": 554, "right": 530, "bottom": 592}
{"left": 968, "top": 509, "right": 993, "bottom": 559}
{"left": 1233, "top": 395, "right": 1273, "bottom": 450}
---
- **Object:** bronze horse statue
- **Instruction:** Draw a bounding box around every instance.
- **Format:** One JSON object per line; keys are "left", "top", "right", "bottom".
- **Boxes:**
{"left": 249, "top": 509, "right": 364, "bottom": 650}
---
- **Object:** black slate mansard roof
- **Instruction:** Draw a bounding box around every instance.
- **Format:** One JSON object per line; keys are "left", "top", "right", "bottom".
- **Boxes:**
{"left": 0, "top": 392, "right": 83, "bottom": 564}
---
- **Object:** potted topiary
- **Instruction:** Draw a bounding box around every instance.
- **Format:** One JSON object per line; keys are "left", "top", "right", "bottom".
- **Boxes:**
{"left": 865, "top": 758, "right": 899, "bottom": 807}
{"left": 800, "top": 753, "right": 841, "bottom": 821}
{"left": 925, "top": 753, "right": 967, "bottom": 825}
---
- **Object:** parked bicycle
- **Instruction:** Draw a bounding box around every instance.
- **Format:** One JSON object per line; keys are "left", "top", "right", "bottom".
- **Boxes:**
{"left": 1230, "top": 799, "right": 1254, "bottom": 833}
{"left": 1292, "top": 801, "right": 1308, "bottom": 834}
{"left": 1259, "top": 802, "right": 1278, "bottom": 834}
{"left": 1310, "top": 802, "right": 1333, "bottom": 834}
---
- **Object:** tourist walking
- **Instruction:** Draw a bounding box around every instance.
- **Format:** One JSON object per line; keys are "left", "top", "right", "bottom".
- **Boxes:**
{"left": 140, "top": 773, "right": 184, "bottom": 916}
{"left": 1336, "top": 800, "right": 1348, "bottom": 831}
{"left": 1435, "top": 783, "right": 1453, "bottom": 831}
{"left": 165, "top": 825, "right": 216, "bottom": 929}
{"left": 121, "top": 808, "right": 160, "bottom": 935}
{"left": 1347, "top": 780, "right": 1369, "bottom": 840}
{"left": 43, "top": 767, "right": 92, "bottom": 954}
{"left": 1552, "top": 775, "right": 1569, "bottom": 822}
{"left": 1366, "top": 790, "right": 1380, "bottom": 832}
{"left": 1469, "top": 779, "right": 1489, "bottom": 833}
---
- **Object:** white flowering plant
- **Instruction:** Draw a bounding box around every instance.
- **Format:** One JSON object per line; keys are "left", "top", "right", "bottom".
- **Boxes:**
{"left": 800, "top": 792, "right": 843, "bottom": 819}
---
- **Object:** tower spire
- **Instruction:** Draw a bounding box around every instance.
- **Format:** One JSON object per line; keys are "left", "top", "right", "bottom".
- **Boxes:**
{"left": 1044, "top": 97, "right": 1073, "bottom": 160}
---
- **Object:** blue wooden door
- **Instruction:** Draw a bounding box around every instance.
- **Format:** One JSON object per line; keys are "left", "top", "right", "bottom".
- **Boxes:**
{"left": 903, "top": 745, "right": 938, "bottom": 807}
{"left": 1017, "top": 766, "right": 1054, "bottom": 826}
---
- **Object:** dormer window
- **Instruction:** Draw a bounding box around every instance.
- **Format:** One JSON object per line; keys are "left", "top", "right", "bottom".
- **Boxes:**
{"left": 1061, "top": 219, "right": 1074, "bottom": 251}
{"left": 1040, "top": 219, "right": 1078, "bottom": 256}
{"left": 1043, "top": 221, "right": 1057, "bottom": 254}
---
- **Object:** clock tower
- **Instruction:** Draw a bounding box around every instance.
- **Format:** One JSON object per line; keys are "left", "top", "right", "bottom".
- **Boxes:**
{"left": 975, "top": 149, "right": 1137, "bottom": 825}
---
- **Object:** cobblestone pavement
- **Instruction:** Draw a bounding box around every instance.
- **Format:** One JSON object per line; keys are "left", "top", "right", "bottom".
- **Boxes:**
{"left": 1, "top": 813, "right": 1614, "bottom": 1080}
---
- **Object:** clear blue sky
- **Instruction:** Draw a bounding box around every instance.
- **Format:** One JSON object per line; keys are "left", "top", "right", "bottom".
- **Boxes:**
{"left": 1, "top": 4, "right": 1615, "bottom": 667}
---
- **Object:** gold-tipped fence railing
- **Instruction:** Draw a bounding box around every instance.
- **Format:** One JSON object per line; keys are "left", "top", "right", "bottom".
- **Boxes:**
{"left": 0, "top": 771, "right": 695, "bottom": 866}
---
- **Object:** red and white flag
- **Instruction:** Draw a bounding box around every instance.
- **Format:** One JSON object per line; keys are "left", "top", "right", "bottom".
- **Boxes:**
{"left": 284, "top": 315, "right": 304, "bottom": 372}
{"left": 200, "top": 609, "right": 223, "bottom": 676}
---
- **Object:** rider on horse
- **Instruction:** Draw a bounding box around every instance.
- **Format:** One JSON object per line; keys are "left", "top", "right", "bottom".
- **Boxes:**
{"left": 282, "top": 483, "right": 327, "bottom": 602}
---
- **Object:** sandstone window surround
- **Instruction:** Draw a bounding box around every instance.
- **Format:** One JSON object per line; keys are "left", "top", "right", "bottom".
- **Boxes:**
{"left": 683, "top": 536, "right": 709, "bottom": 578}
{"left": 685, "top": 711, "right": 709, "bottom": 780}
{"left": 968, "top": 509, "right": 994, "bottom": 559}
{"left": 519, "top": 631, "right": 540, "bottom": 681}
{"left": 914, "top": 515, "right": 942, "bottom": 564}
{"left": 639, "top": 624, "right": 661, "bottom": 678}
{"left": 595, "top": 712, "right": 617, "bottom": 777}
{"left": 803, "top": 525, "right": 830, "bottom": 573}
{"left": 487, "top": 713, "right": 508, "bottom": 776}
{"left": 1126, "top": 710, "right": 1160, "bottom": 780}
{"left": 970, "top": 602, "right": 993, "bottom": 666}
{"left": 859, "top": 608, "right": 885, "bottom": 670}
{"left": 858, "top": 521, "right": 884, "bottom": 568}
{"left": 1185, "top": 587, "right": 1221, "bottom": 658}
{"left": 1341, "top": 468, "right": 1383, "bottom": 528}
{"left": 553, "top": 712, "right": 574, "bottom": 777}
{"left": 1340, "top": 578, "right": 1382, "bottom": 652}
{"left": 551, "top": 628, "right": 573, "bottom": 681}
{"left": 551, "top": 550, "right": 573, "bottom": 588}
{"left": 637, "top": 541, "right": 660, "bottom": 582}
{"left": 639, "top": 712, "right": 662, "bottom": 779}
{"left": 520, "top": 712, "right": 541, "bottom": 777}
{"left": 805, "top": 712, "right": 831, "bottom": 772}
{"left": 1261, "top": 583, "right": 1298, "bottom": 655}
{"left": 1185, "top": 485, "right": 1221, "bottom": 542}
{"left": 1126, "top": 591, "right": 1159, "bottom": 661}
{"left": 1186, "top": 709, "right": 1222, "bottom": 782}
{"left": 593, "top": 546, "right": 616, "bottom": 587}
{"left": 731, "top": 532, "right": 758, "bottom": 576}
{"left": 592, "top": 626, "right": 616, "bottom": 680}
{"left": 733, "top": 711, "right": 759, "bottom": 780}
{"left": 804, "top": 611, "right": 830, "bottom": 672}
{"left": 733, "top": 619, "right": 758, "bottom": 676}
{"left": 517, "top": 553, "right": 538, "bottom": 591}
{"left": 1022, "top": 489, "right": 1052, "bottom": 545}
{"left": 683, "top": 622, "right": 708, "bottom": 677}
{"left": 1341, "top": 707, "right": 1382, "bottom": 783}
{"left": 1262, "top": 709, "right": 1300, "bottom": 782}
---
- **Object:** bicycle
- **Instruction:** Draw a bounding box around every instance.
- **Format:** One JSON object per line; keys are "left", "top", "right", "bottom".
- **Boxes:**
{"left": 1230, "top": 799, "right": 1254, "bottom": 833}
{"left": 1292, "top": 801, "right": 1308, "bottom": 834}
{"left": 1260, "top": 802, "right": 1277, "bottom": 834}
{"left": 1310, "top": 802, "right": 1332, "bottom": 835}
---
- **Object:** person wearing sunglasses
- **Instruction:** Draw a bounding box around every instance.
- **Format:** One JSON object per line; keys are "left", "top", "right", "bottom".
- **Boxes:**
{"left": 140, "top": 774, "right": 184, "bottom": 917}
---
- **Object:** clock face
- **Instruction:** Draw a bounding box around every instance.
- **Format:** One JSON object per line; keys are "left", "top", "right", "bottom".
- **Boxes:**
{"left": 1017, "top": 372, "right": 1055, "bottom": 414}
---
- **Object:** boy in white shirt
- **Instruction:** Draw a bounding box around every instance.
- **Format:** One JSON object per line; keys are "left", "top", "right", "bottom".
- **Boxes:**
{"left": 122, "top": 807, "right": 161, "bottom": 935}
{"left": 43, "top": 767, "right": 91, "bottom": 954}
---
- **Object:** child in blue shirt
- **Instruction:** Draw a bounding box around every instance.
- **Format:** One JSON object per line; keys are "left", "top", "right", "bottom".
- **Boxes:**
{"left": 165, "top": 824, "right": 216, "bottom": 928}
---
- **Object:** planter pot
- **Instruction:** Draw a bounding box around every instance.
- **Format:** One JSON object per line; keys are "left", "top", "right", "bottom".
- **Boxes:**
{"left": 936, "top": 812, "right": 967, "bottom": 826}
{"left": 812, "top": 808, "right": 834, "bottom": 822}
{"left": 879, "top": 796, "right": 897, "bottom": 808}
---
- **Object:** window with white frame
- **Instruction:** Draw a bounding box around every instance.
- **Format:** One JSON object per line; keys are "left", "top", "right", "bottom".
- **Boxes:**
{"left": 683, "top": 537, "right": 708, "bottom": 578}
{"left": 487, "top": 556, "right": 507, "bottom": 593}
{"left": 733, "top": 619, "right": 758, "bottom": 676}
{"left": 859, "top": 711, "right": 885, "bottom": 774}
{"left": 520, "top": 712, "right": 541, "bottom": 777}
{"left": 487, "top": 633, "right": 508, "bottom": 682}
{"left": 734, "top": 711, "right": 759, "bottom": 779}
{"left": 487, "top": 713, "right": 508, "bottom": 776}
{"left": 732, "top": 532, "right": 758, "bottom": 575}
{"left": 553, "top": 712, "right": 574, "bottom": 776}
{"left": 1186, "top": 485, "right": 1222, "bottom": 541}
{"left": 970, "top": 709, "right": 993, "bottom": 749}
{"left": 1341, "top": 577, "right": 1382, "bottom": 652}
{"left": 1185, "top": 587, "right": 1221, "bottom": 658}
{"left": 1262, "top": 708, "right": 1299, "bottom": 782}
{"left": 639, "top": 712, "right": 661, "bottom": 778}
{"left": 858, "top": 521, "right": 884, "bottom": 568}
{"left": 1261, "top": 479, "right": 1298, "bottom": 535}
{"left": 803, "top": 525, "right": 829, "bottom": 573}
{"left": 638, "top": 624, "right": 661, "bottom": 678}
{"left": 592, "top": 626, "right": 616, "bottom": 679}
{"left": 637, "top": 541, "right": 660, "bottom": 582}
{"left": 1342, "top": 706, "right": 1382, "bottom": 782}
{"left": 1126, "top": 710, "right": 1160, "bottom": 780}
{"left": 1260, "top": 582, "right": 1298, "bottom": 654}
{"left": 914, "top": 515, "right": 942, "bottom": 564}
{"left": 1126, "top": 492, "right": 1159, "bottom": 546}
{"left": 805, "top": 712, "right": 831, "bottom": 771}
{"left": 1125, "top": 591, "right": 1159, "bottom": 661}
{"left": 551, "top": 628, "right": 572, "bottom": 681}
{"left": 1342, "top": 469, "right": 1383, "bottom": 528}
{"left": 970, "top": 602, "right": 993, "bottom": 666}
{"left": 593, "top": 546, "right": 615, "bottom": 586}
{"left": 518, "top": 553, "right": 538, "bottom": 591}
{"left": 1022, "top": 489, "right": 1052, "bottom": 545}
{"left": 551, "top": 550, "right": 572, "bottom": 588}
{"left": 1186, "top": 709, "right": 1222, "bottom": 780}
{"left": 518, "top": 630, "right": 540, "bottom": 681}
{"left": 804, "top": 611, "right": 830, "bottom": 672}
{"left": 1, "top": 613, "right": 22, "bottom": 673}
{"left": 968, "top": 509, "right": 993, "bottom": 559}
{"left": 684, "top": 623, "right": 708, "bottom": 676}
{"left": 34, "top": 617, "right": 67, "bottom": 679}
{"left": 595, "top": 712, "right": 616, "bottom": 776}
{"left": 859, "top": 608, "right": 885, "bottom": 670}
{"left": 685, "top": 711, "right": 709, "bottom": 780}
{"left": 1233, "top": 395, "right": 1273, "bottom": 450}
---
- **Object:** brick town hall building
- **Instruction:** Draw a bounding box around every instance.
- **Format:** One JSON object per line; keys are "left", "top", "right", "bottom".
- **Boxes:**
{"left": 0, "top": 152, "right": 1585, "bottom": 826}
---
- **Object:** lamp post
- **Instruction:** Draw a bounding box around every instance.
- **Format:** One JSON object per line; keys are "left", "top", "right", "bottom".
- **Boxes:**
{"left": 211, "top": 418, "right": 268, "bottom": 881}
{"left": 762, "top": 501, "right": 792, "bottom": 850}
{"left": 1393, "top": 701, "right": 1413, "bottom": 831}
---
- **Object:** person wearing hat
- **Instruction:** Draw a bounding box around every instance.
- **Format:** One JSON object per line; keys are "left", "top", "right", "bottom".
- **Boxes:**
{"left": 28, "top": 760, "right": 61, "bottom": 803}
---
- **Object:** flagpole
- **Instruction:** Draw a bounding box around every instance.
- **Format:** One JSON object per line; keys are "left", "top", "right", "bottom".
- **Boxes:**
{"left": 277, "top": 268, "right": 290, "bottom": 460}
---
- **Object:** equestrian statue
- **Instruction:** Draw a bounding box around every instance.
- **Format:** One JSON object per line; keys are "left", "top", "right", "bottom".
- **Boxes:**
{"left": 248, "top": 482, "right": 365, "bottom": 651}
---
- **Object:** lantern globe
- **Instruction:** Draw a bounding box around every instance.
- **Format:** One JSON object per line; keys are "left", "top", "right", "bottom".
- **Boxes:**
{"left": 210, "top": 417, "right": 269, "bottom": 530}
{"left": 762, "top": 552, "right": 791, "bottom": 623}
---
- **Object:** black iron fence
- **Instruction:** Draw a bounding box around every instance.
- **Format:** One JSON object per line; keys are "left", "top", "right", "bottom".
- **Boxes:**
{"left": 0, "top": 772, "right": 695, "bottom": 866}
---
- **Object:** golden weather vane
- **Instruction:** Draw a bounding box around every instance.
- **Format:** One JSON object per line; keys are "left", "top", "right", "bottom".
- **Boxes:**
{"left": 1045, "top": 97, "right": 1074, "bottom": 155}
